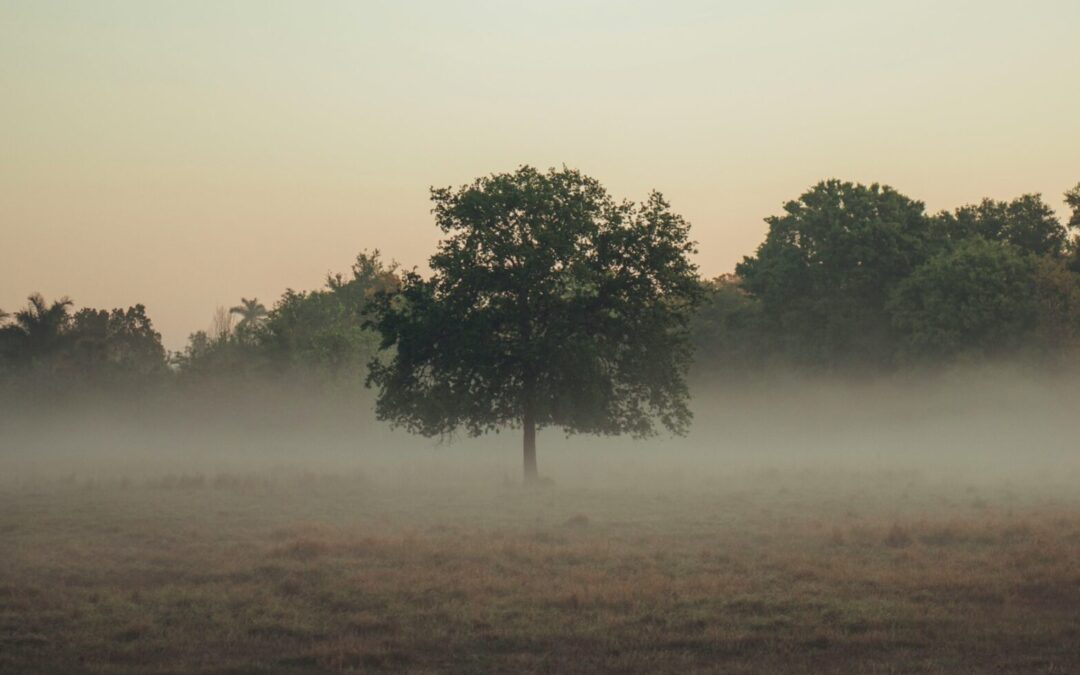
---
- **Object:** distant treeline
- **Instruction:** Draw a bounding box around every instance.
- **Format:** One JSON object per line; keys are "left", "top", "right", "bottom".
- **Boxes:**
{"left": 3, "top": 179, "right": 1080, "bottom": 396}
{"left": 0, "top": 252, "right": 399, "bottom": 399}
{"left": 696, "top": 180, "right": 1080, "bottom": 371}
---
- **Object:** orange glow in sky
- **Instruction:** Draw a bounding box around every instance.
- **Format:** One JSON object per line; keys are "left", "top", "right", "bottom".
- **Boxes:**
{"left": 3, "top": 1, "right": 1079, "bottom": 348}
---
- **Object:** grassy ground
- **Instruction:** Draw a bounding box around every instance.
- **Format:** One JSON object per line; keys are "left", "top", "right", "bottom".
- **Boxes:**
{"left": 2, "top": 468, "right": 1080, "bottom": 674}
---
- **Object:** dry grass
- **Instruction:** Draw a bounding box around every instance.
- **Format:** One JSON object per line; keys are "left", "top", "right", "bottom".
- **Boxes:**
{"left": 1, "top": 470, "right": 1079, "bottom": 673}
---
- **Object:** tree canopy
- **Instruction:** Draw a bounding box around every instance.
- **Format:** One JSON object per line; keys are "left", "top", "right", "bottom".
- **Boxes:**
{"left": 1064, "top": 183, "right": 1080, "bottom": 231}
{"left": 0, "top": 294, "right": 167, "bottom": 388}
{"left": 67, "top": 305, "right": 168, "bottom": 381}
{"left": 365, "top": 166, "right": 702, "bottom": 481}
{"left": 933, "top": 194, "right": 1069, "bottom": 257}
{"left": 6, "top": 172, "right": 1080, "bottom": 435}
{"left": 887, "top": 238, "right": 1039, "bottom": 360}
{"left": 170, "top": 251, "right": 399, "bottom": 385}
{"left": 0, "top": 294, "right": 75, "bottom": 375}
{"left": 229, "top": 298, "right": 268, "bottom": 337}
{"left": 736, "top": 180, "right": 931, "bottom": 366}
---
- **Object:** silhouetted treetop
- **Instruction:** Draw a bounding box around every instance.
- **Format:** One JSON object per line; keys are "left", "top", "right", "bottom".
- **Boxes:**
{"left": 933, "top": 193, "right": 1069, "bottom": 257}
{"left": 229, "top": 298, "right": 268, "bottom": 334}
{"left": 736, "top": 180, "right": 931, "bottom": 365}
{"left": 365, "top": 166, "right": 702, "bottom": 480}
{"left": 1065, "top": 183, "right": 1080, "bottom": 231}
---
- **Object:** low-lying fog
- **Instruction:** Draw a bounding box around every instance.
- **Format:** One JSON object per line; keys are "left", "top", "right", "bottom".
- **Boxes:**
{"left": 3, "top": 363, "right": 1078, "bottom": 493}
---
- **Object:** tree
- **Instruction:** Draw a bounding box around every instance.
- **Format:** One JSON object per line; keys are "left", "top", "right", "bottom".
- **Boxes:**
{"left": 1029, "top": 256, "right": 1080, "bottom": 354}
{"left": 0, "top": 293, "right": 74, "bottom": 369}
{"left": 173, "top": 252, "right": 400, "bottom": 384}
{"left": 0, "top": 309, "right": 10, "bottom": 375}
{"left": 690, "top": 274, "right": 766, "bottom": 372}
{"left": 736, "top": 180, "right": 931, "bottom": 367}
{"left": 210, "top": 306, "right": 234, "bottom": 341}
{"left": 887, "top": 238, "right": 1038, "bottom": 361}
{"left": 259, "top": 251, "right": 399, "bottom": 376}
{"left": 365, "top": 166, "right": 702, "bottom": 482}
{"left": 229, "top": 298, "right": 268, "bottom": 336}
{"left": 68, "top": 304, "right": 168, "bottom": 381}
{"left": 932, "top": 194, "right": 1068, "bottom": 257}
{"left": 1065, "top": 183, "right": 1080, "bottom": 231}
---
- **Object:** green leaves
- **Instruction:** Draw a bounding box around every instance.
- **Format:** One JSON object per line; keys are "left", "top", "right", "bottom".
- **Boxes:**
{"left": 171, "top": 251, "right": 400, "bottom": 386}
{"left": 1065, "top": 183, "right": 1080, "bottom": 231}
{"left": 736, "top": 180, "right": 930, "bottom": 367}
{"left": 258, "top": 251, "right": 398, "bottom": 376}
{"left": 0, "top": 294, "right": 75, "bottom": 370}
{"left": 366, "top": 166, "right": 702, "bottom": 441}
{"left": 0, "top": 294, "right": 168, "bottom": 386}
{"left": 887, "top": 238, "right": 1039, "bottom": 360}
{"left": 933, "top": 194, "right": 1068, "bottom": 258}
{"left": 730, "top": 179, "right": 1080, "bottom": 369}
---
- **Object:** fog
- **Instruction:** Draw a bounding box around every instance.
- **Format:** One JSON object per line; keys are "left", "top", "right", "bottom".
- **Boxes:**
{"left": 6, "top": 366, "right": 1080, "bottom": 673}
{"left": 4, "top": 363, "right": 1077, "bottom": 494}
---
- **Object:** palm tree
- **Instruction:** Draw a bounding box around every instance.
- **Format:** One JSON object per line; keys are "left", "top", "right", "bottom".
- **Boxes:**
{"left": 229, "top": 297, "right": 268, "bottom": 334}
{"left": 0, "top": 308, "right": 10, "bottom": 358}
{"left": 6, "top": 293, "right": 74, "bottom": 362}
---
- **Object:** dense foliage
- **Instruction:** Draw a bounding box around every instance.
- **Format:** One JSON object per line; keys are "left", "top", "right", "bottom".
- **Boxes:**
{"left": 364, "top": 167, "right": 703, "bottom": 479}
{"left": 707, "top": 180, "right": 1080, "bottom": 373}
{"left": 0, "top": 252, "right": 398, "bottom": 401}
{"left": 0, "top": 295, "right": 167, "bottom": 389}
{"left": 735, "top": 180, "right": 931, "bottom": 366}
{"left": 887, "top": 238, "right": 1039, "bottom": 361}
{"left": 169, "top": 251, "right": 399, "bottom": 386}
{"left": 3, "top": 173, "right": 1079, "bottom": 408}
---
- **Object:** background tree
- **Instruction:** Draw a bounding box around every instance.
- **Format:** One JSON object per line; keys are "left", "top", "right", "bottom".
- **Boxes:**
{"left": 1065, "top": 183, "right": 1080, "bottom": 230}
{"left": 67, "top": 305, "right": 168, "bottom": 383}
{"left": 0, "top": 294, "right": 74, "bottom": 372}
{"left": 173, "top": 251, "right": 399, "bottom": 387}
{"left": 259, "top": 251, "right": 399, "bottom": 377}
{"left": 1064, "top": 183, "right": 1080, "bottom": 273}
{"left": 932, "top": 194, "right": 1069, "bottom": 258}
{"left": 1030, "top": 256, "right": 1080, "bottom": 354}
{"left": 887, "top": 238, "right": 1038, "bottom": 361}
{"left": 210, "top": 306, "right": 234, "bottom": 341}
{"left": 366, "top": 166, "right": 702, "bottom": 482}
{"left": 229, "top": 298, "right": 268, "bottom": 337}
{"left": 169, "top": 307, "right": 254, "bottom": 381}
{"left": 736, "top": 180, "right": 931, "bottom": 367}
{"left": 690, "top": 274, "right": 767, "bottom": 373}
{"left": 0, "top": 309, "right": 10, "bottom": 376}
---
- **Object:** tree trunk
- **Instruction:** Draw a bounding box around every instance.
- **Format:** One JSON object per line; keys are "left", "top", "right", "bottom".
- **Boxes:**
{"left": 523, "top": 405, "right": 538, "bottom": 483}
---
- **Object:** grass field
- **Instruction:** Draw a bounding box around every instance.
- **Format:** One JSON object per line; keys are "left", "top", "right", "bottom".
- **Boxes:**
{"left": 3, "top": 464, "right": 1079, "bottom": 674}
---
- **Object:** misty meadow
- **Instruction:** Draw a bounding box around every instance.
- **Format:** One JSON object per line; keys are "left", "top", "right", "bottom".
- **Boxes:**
{"left": 3, "top": 169, "right": 1080, "bottom": 673}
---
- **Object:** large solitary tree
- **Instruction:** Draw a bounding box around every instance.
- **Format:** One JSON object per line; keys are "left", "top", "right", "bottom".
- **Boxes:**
{"left": 365, "top": 166, "right": 702, "bottom": 482}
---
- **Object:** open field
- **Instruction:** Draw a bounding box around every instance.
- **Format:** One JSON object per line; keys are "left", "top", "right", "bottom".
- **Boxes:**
{"left": 3, "top": 465, "right": 1080, "bottom": 674}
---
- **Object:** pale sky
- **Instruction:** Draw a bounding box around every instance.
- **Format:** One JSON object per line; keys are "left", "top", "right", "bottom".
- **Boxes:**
{"left": 3, "top": 0, "right": 1079, "bottom": 349}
